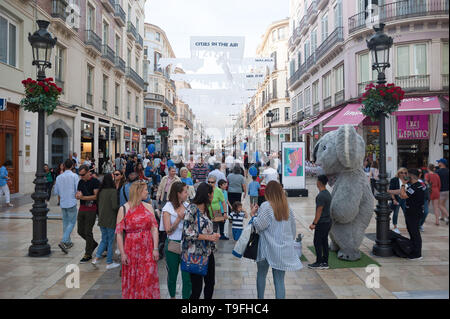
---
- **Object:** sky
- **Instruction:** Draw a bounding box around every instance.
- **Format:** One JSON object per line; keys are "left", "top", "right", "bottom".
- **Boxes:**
{"left": 144, "top": 0, "right": 289, "bottom": 138}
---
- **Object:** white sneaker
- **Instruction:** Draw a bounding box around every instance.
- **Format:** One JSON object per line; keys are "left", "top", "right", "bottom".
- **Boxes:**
{"left": 91, "top": 258, "right": 100, "bottom": 268}
{"left": 419, "top": 226, "right": 424, "bottom": 232}
{"left": 106, "top": 262, "right": 121, "bottom": 270}
{"left": 393, "top": 228, "right": 401, "bottom": 234}
{"left": 6, "top": 203, "right": 13, "bottom": 207}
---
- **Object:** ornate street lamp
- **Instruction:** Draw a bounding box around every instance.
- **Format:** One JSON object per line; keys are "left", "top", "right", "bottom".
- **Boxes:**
{"left": 28, "top": 20, "right": 57, "bottom": 257}
{"left": 266, "top": 110, "right": 274, "bottom": 154}
{"left": 160, "top": 109, "right": 169, "bottom": 157}
{"left": 367, "top": 23, "right": 394, "bottom": 257}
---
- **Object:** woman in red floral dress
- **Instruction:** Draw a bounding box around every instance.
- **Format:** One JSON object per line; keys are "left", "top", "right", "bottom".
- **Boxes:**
{"left": 116, "top": 180, "right": 160, "bottom": 299}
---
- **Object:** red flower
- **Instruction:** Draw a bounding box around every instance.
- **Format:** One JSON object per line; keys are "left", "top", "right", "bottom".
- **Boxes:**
{"left": 358, "top": 98, "right": 363, "bottom": 103}
{"left": 44, "top": 86, "right": 50, "bottom": 92}
{"left": 57, "top": 87, "right": 62, "bottom": 93}
{"left": 22, "top": 80, "right": 26, "bottom": 85}
{"left": 380, "top": 91, "right": 386, "bottom": 97}
{"left": 38, "top": 81, "right": 44, "bottom": 86}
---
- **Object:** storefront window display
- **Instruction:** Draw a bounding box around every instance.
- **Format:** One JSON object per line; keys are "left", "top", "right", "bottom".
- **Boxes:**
{"left": 396, "top": 115, "right": 429, "bottom": 169}
{"left": 81, "top": 121, "right": 94, "bottom": 163}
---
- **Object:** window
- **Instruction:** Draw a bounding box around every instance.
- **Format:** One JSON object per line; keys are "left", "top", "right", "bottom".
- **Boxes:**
{"left": 272, "top": 108, "right": 280, "bottom": 123}
{"left": 272, "top": 78, "right": 277, "bottom": 98}
{"left": 128, "top": 4, "right": 131, "bottom": 21}
{"left": 135, "top": 57, "right": 139, "bottom": 73}
{"left": 154, "top": 51, "right": 162, "bottom": 71}
{"left": 312, "top": 81, "right": 319, "bottom": 105}
{"left": 55, "top": 46, "right": 64, "bottom": 85}
{"left": 278, "top": 27, "right": 286, "bottom": 40}
{"left": 102, "top": 21, "right": 108, "bottom": 45}
{"left": 115, "top": 83, "right": 120, "bottom": 116}
{"left": 358, "top": 52, "right": 377, "bottom": 83}
{"left": 87, "top": 4, "right": 95, "bottom": 31}
{"left": 304, "top": 40, "right": 310, "bottom": 59}
{"left": 136, "top": 17, "right": 139, "bottom": 32}
{"left": 290, "top": 59, "right": 295, "bottom": 77}
{"left": 272, "top": 30, "right": 277, "bottom": 42}
{"left": 335, "top": 64, "right": 344, "bottom": 93}
{"left": 127, "top": 48, "right": 131, "bottom": 67}
{"left": 297, "top": 51, "right": 302, "bottom": 68}
{"left": 298, "top": 92, "right": 303, "bottom": 111}
{"left": 127, "top": 91, "right": 131, "bottom": 120}
{"left": 321, "top": 13, "right": 328, "bottom": 42}
{"left": 442, "top": 43, "right": 449, "bottom": 74}
{"left": 156, "top": 32, "right": 160, "bottom": 42}
{"left": 135, "top": 97, "right": 139, "bottom": 123}
{"left": 334, "top": 0, "right": 343, "bottom": 28}
{"left": 396, "top": 44, "right": 427, "bottom": 76}
{"left": 271, "top": 51, "right": 277, "bottom": 70}
{"left": 304, "top": 87, "right": 311, "bottom": 107}
{"left": 285, "top": 107, "right": 290, "bottom": 121}
{"left": 311, "top": 28, "right": 317, "bottom": 53}
{"left": 322, "top": 72, "right": 331, "bottom": 98}
{"left": 86, "top": 65, "right": 93, "bottom": 105}
{"left": 115, "top": 34, "right": 120, "bottom": 56}
{"left": 0, "top": 14, "right": 17, "bottom": 67}
{"left": 102, "top": 75, "right": 108, "bottom": 110}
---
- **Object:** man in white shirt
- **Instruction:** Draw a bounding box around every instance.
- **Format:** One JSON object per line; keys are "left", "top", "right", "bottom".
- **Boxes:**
{"left": 143, "top": 155, "right": 150, "bottom": 169}
{"left": 262, "top": 160, "right": 279, "bottom": 184}
{"left": 54, "top": 159, "right": 79, "bottom": 254}
{"left": 225, "top": 154, "right": 235, "bottom": 176}
{"left": 207, "top": 150, "right": 216, "bottom": 172}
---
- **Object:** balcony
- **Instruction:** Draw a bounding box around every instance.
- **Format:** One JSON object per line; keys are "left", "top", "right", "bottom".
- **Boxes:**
{"left": 358, "top": 80, "right": 377, "bottom": 96}
{"left": 50, "top": 0, "right": 78, "bottom": 35}
{"left": 114, "top": 56, "right": 126, "bottom": 75}
{"left": 101, "top": 44, "right": 115, "bottom": 66}
{"left": 114, "top": 4, "right": 126, "bottom": 27}
{"left": 164, "top": 98, "right": 177, "bottom": 114}
{"left": 288, "top": 62, "right": 307, "bottom": 89}
{"left": 136, "top": 34, "right": 143, "bottom": 50}
{"left": 306, "top": 52, "right": 317, "bottom": 72}
{"left": 126, "top": 67, "right": 145, "bottom": 90}
{"left": 101, "top": 0, "right": 115, "bottom": 13}
{"left": 145, "top": 93, "right": 164, "bottom": 103}
{"left": 317, "top": 0, "right": 329, "bottom": 11}
{"left": 316, "top": 27, "right": 344, "bottom": 63}
{"left": 313, "top": 102, "right": 320, "bottom": 114}
{"left": 85, "top": 30, "right": 102, "bottom": 55}
{"left": 335, "top": 89, "right": 345, "bottom": 105}
{"left": 442, "top": 74, "right": 449, "bottom": 89}
{"left": 86, "top": 93, "right": 93, "bottom": 106}
{"left": 395, "top": 75, "right": 430, "bottom": 92}
{"left": 102, "top": 100, "right": 108, "bottom": 111}
{"left": 299, "top": 15, "right": 308, "bottom": 36}
{"left": 323, "top": 96, "right": 332, "bottom": 109}
{"left": 307, "top": 0, "right": 318, "bottom": 24}
{"left": 127, "top": 21, "right": 137, "bottom": 40}
{"left": 349, "top": 0, "right": 449, "bottom": 34}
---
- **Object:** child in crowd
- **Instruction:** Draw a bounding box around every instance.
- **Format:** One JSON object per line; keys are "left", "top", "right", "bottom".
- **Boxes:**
{"left": 218, "top": 179, "right": 231, "bottom": 215}
{"left": 229, "top": 201, "right": 248, "bottom": 241}
{"left": 248, "top": 176, "right": 261, "bottom": 206}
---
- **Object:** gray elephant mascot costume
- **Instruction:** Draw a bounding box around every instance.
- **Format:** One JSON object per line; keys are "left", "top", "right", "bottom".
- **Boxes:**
{"left": 313, "top": 125, "right": 374, "bottom": 261}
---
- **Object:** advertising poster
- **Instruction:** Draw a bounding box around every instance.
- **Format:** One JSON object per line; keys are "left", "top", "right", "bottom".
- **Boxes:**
{"left": 281, "top": 142, "right": 306, "bottom": 190}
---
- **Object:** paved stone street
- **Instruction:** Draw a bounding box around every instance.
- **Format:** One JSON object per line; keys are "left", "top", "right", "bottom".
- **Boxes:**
{"left": 0, "top": 177, "right": 448, "bottom": 299}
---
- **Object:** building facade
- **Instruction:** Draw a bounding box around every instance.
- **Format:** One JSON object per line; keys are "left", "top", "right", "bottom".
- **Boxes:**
{"left": 0, "top": 0, "right": 146, "bottom": 194}
{"left": 246, "top": 18, "right": 291, "bottom": 157}
{"left": 288, "top": 0, "right": 448, "bottom": 177}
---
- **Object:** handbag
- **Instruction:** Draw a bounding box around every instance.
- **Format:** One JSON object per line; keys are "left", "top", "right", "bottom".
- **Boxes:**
{"left": 212, "top": 210, "right": 225, "bottom": 222}
{"left": 243, "top": 224, "right": 259, "bottom": 260}
{"left": 167, "top": 239, "right": 181, "bottom": 255}
{"left": 180, "top": 209, "right": 209, "bottom": 276}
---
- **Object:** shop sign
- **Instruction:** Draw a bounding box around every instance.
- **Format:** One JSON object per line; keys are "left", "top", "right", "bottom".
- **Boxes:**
{"left": 132, "top": 131, "right": 140, "bottom": 142}
{"left": 124, "top": 128, "right": 131, "bottom": 139}
{"left": 397, "top": 115, "right": 429, "bottom": 140}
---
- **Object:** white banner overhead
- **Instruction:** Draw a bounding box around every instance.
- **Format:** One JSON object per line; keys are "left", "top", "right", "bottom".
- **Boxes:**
{"left": 190, "top": 36, "right": 245, "bottom": 60}
{"left": 170, "top": 72, "right": 266, "bottom": 90}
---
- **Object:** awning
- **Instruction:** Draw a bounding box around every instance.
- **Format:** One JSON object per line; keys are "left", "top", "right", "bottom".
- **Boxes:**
{"left": 323, "top": 103, "right": 365, "bottom": 131}
{"left": 299, "top": 109, "right": 340, "bottom": 135}
{"left": 393, "top": 96, "right": 441, "bottom": 116}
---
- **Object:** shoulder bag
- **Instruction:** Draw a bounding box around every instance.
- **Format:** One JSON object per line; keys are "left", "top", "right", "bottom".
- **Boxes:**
{"left": 167, "top": 206, "right": 182, "bottom": 254}
{"left": 243, "top": 223, "right": 259, "bottom": 260}
{"left": 180, "top": 209, "right": 209, "bottom": 276}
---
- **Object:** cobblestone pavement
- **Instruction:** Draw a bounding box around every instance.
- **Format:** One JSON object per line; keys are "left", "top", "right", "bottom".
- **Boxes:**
{"left": 0, "top": 178, "right": 448, "bottom": 299}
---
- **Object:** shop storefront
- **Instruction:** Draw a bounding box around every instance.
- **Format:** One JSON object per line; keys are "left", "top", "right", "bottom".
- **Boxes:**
{"left": 124, "top": 126, "right": 131, "bottom": 154}
{"left": 0, "top": 103, "right": 19, "bottom": 193}
{"left": 81, "top": 120, "right": 94, "bottom": 164}
{"left": 98, "top": 123, "right": 109, "bottom": 174}
{"left": 132, "top": 129, "right": 140, "bottom": 154}
{"left": 442, "top": 96, "right": 449, "bottom": 160}
{"left": 396, "top": 115, "right": 429, "bottom": 169}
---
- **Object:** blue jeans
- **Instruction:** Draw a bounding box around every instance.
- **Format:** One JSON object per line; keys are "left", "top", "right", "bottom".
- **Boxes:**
{"left": 61, "top": 206, "right": 78, "bottom": 244}
{"left": 419, "top": 199, "right": 429, "bottom": 227}
{"left": 96, "top": 227, "right": 115, "bottom": 264}
{"left": 256, "top": 259, "right": 285, "bottom": 299}
{"left": 392, "top": 198, "right": 407, "bottom": 226}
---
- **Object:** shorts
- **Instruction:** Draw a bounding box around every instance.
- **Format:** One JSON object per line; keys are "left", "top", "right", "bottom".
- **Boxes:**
{"left": 232, "top": 228, "right": 243, "bottom": 241}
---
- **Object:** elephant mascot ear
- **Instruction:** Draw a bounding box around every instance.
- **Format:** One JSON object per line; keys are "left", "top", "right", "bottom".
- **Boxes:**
{"left": 336, "top": 125, "right": 365, "bottom": 169}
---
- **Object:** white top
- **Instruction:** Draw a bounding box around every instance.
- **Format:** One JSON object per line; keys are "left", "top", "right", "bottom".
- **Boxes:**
{"left": 208, "top": 156, "right": 216, "bottom": 166}
{"left": 143, "top": 158, "right": 150, "bottom": 168}
{"left": 263, "top": 167, "right": 279, "bottom": 183}
{"left": 159, "top": 201, "right": 188, "bottom": 240}
{"left": 225, "top": 155, "right": 235, "bottom": 169}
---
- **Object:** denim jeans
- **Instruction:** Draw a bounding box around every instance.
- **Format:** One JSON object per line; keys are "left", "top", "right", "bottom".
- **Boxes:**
{"left": 96, "top": 227, "right": 115, "bottom": 264}
{"left": 61, "top": 205, "right": 78, "bottom": 244}
{"left": 419, "top": 199, "right": 429, "bottom": 227}
{"left": 256, "top": 259, "right": 285, "bottom": 299}
{"left": 392, "top": 198, "right": 407, "bottom": 226}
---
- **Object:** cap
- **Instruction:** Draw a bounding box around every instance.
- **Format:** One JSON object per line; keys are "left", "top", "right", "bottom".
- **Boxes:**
{"left": 437, "top": 158, "right": 448, "bottom": 166}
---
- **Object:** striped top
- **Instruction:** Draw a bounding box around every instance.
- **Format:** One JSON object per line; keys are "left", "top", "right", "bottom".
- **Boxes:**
{"left": 230, "top": 211, "right": 245, "bottom": 229}
{"left": 253, "top": 201, "right": 303, "bottom": 272}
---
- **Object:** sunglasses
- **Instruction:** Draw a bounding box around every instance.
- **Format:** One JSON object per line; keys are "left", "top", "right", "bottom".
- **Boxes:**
{"left": 400, "top": 172, "right": 407, "bottom": 174}
{"left": 79, "top": 173, "right": 86, "bottom": 177}
{"left": 208, "top": 181, "right": 215, "bottom": 184}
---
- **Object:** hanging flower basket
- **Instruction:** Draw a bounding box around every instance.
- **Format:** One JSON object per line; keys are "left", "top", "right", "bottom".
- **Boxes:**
{"left": 20, "top": 77, "right": 62, "bottom": 115}
{"left": 158, "top": 126, "right": 169, "bottom": 137}
{"left": 359, "top": 83, "right": 405, "bottom": 122}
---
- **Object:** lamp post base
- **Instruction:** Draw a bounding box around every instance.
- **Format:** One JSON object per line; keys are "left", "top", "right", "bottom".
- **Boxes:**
{"left": 28, "top": 244, "right": 51, "bottom": 257}
{"left": 372, "top": 244, "right": 393, "bottom": 257}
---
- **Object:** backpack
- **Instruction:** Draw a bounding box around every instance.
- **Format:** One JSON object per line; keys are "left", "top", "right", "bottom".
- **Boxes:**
{"left": 389, "top": 230, "right": 413, "bottom": 258}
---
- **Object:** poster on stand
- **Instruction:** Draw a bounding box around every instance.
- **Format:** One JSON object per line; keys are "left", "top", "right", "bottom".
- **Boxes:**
{"left": 281, "top": 142, "right": 306, "bottom": 190}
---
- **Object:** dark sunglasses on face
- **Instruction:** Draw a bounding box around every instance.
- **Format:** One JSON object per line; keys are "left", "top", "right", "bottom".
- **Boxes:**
{"left": 79, "top": 173, "right": 86, "bottom": 177}
{"left": 208, "top": 181, "right": 214, "bottom": 184}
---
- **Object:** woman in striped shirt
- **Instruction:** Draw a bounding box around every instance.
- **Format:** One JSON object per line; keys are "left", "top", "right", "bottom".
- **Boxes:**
{"left": 250, "top": 181, "right": 303, "bottom": 299}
